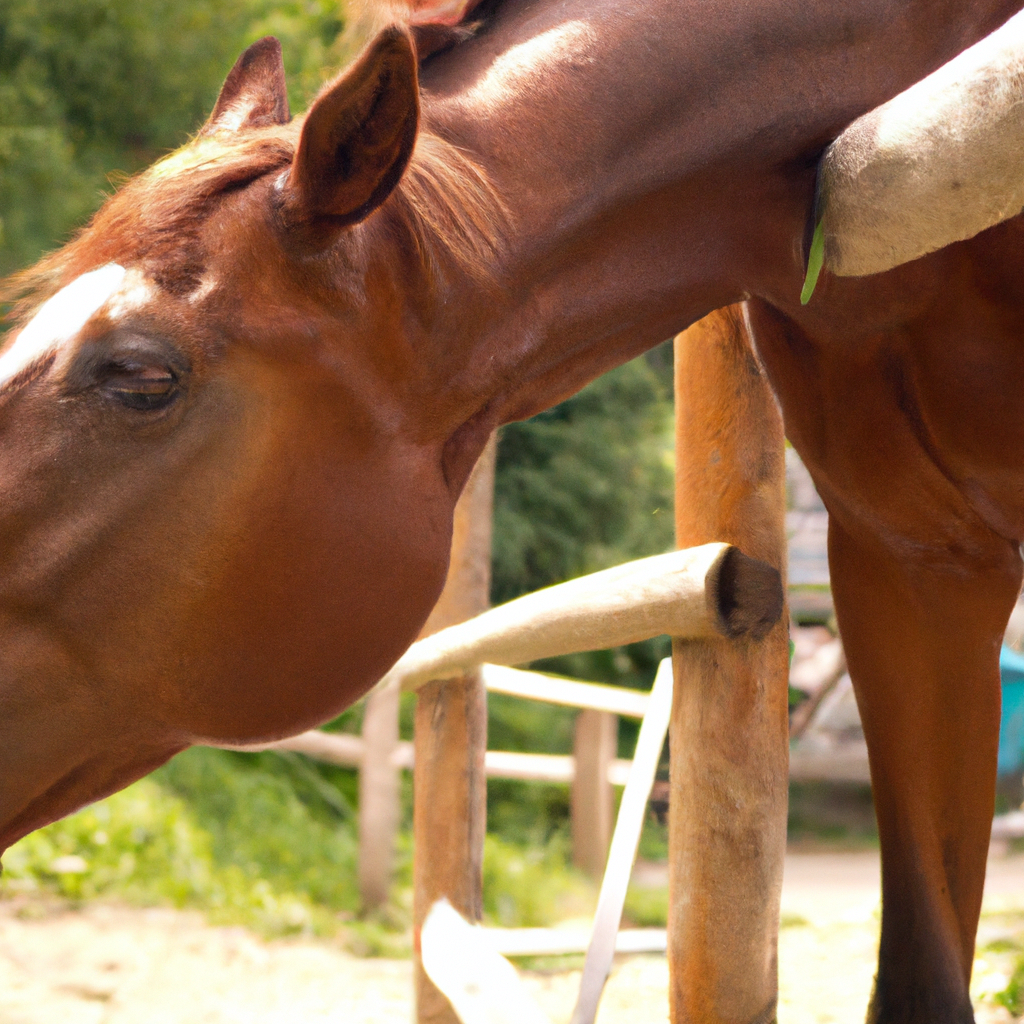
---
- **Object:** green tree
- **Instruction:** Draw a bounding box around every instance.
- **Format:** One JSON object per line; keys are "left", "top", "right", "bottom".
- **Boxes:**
{"left": 0, "top": 0, "right": 347, "bottom": 274}
{"left": 492, "top": 346, "right": 675, "bottom": 605}
{"left": 489, "top": 344, "right": 675, "bottom": 810}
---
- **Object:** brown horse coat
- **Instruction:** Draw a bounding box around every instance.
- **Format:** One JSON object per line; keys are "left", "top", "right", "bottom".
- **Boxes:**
{"left": 2, "top": 3, "right": 1024, "bottom": 1021}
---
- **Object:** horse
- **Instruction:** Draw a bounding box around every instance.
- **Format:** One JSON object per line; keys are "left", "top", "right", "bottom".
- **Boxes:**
{"left": 2, "top": 1, "right": 1024, "bottom": 1020}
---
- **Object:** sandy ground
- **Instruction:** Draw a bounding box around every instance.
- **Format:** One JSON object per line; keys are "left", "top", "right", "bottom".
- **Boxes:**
{"left": 2, "top": 851, "right": 1023, "bottom": 1024}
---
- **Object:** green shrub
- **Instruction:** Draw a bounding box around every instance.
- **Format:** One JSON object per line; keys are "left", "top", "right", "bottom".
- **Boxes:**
{"left": 482, "top": 834, "right": 593, "bottom": 928}
{"left": 623, "top": 885, "right": 667, "bottom": 928}
{"left": 0, "top": 0, "right": 350, "bottom": 275}
{"left": 996, "top": 956, "right": 1024, "bottom": 1016}
{"left": 492, "top": 351, "right": 674, "bottom": 607}
{"left": 0, "top": 776, "right": 213, "bottom": 905}
{"left": 1, "top": 747, "right": 360, "bottom": 937}
{"left": 155, "top": 747, "right": 359, "bottom": 917}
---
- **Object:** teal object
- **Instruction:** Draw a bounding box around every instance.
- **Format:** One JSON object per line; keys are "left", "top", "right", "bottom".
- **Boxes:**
{"left": 999, "top": 645, "right": 1024, "bottom": 775}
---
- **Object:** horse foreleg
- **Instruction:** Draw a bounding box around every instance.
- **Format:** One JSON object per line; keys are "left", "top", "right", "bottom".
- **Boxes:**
{"left": 827, "top": 516, "right": 1021, "bottom": 1024}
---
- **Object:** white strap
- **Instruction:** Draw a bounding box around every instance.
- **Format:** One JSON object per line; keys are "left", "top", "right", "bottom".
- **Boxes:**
{"left": 570, "top": 657, "right": 674, "bottom": 1024}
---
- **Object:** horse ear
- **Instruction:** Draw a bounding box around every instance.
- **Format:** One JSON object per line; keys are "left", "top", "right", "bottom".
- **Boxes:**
{"left": 278, "top": 27, "right": 419, "bottom": 239}
{"left": 202, "top": 36, "right": 290, "bottom": 135}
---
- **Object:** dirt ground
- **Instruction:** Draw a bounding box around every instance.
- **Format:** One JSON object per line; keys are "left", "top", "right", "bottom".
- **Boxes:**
{"left": 2, "top": 851, "right": 1023, "bottom": 1024}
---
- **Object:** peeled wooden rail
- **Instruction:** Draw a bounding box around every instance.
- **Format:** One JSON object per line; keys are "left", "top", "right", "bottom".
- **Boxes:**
{"left": 216, "top": 660, "right": 657, "bottom": 856}
{"left": 224, "top": 656, "right": 870, "bottom": 786}
{"left": 481, "top": 664, "right": 649, "bottom": 718}
{"left": 817, "top": 7, "right": 1024, "bottom": 278}
{"left": 226, "top": 727, "right": 634, "bottom": 785}
{"left": 375, "top": 542, "right": 782, "bottom": 695}
{"left": 224, "top": 718, "right": 873, "bottom": 785}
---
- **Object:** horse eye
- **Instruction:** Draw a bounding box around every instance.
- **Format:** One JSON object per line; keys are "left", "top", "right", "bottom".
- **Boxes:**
{"left": 102, "top": 365, "right": 180, "bottom": 412}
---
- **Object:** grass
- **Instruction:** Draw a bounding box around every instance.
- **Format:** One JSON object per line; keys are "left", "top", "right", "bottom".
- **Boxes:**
{"left": 1, "top": 749, "right": 881, "bottom": 946}
{"left": 623, "top": 885, "right": 667, "bottom": 927}
{"left": 1, "top": 748, "right": 362, "bottom": 938}
{"left": 996, "top": 958, "right": 1024, "bottom": 1016}
{"left": 780, "top": 912, "right": 810, "bottom": 929}
{"left": 482, "top": 834, "right": 594, "bottom": 928}
{"left": 0, "top": 665, "right": 887, "bottom": 961}
{"left": 0, "top": 745, "right": 603, "bottom": 949}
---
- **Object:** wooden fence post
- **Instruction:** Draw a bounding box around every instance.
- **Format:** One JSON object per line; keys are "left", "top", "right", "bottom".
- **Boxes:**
{"left": 669, "top": 306, "right": 789, "bottom": 1024}
{"left": 413, "top": 437, "right": 496, "bottom": 1024}
{"left": 359, "top": 680, "right": 401, "bottom": 913}
{"left": 572, "top": 709, "right": 617, "bottom": 878}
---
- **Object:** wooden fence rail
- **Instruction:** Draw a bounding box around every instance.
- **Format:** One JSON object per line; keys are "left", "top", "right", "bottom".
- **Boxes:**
{"left": 222, "top": 530, "right": 786, "bottom": 915}
{"left": 233, "top": 723, "right": 636, "bottom": 785}
{"left": 375, "top": 542, "right": 782, "bottom": 694}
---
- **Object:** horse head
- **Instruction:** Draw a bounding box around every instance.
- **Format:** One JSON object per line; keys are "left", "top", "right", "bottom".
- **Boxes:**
{"left": 0, "top": 31, "right": 489, "bottom": 851}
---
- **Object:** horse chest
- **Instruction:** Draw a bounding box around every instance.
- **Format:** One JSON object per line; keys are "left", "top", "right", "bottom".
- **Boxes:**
{"left": 750, "top": 225, "right": 1024, "bottom": 546}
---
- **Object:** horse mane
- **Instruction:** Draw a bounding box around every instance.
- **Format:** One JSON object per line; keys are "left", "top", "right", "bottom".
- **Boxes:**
{"left": 350, "top": 0, "right": 487, "bottom": 45}
{"left": 2, "top": 71, "right": 506, "bottom": 327}
{"left": 383, "top": 132, "right": 508, "bottom": 286}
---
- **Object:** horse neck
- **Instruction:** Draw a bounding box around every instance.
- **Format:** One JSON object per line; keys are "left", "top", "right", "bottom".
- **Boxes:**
{"left": 400, "top": 0, "right": 1022, "bottom": 428}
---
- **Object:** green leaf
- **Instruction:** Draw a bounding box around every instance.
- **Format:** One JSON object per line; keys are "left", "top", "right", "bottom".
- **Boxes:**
{"left": 800, "top": 220, "right": 825, "bottom": 306}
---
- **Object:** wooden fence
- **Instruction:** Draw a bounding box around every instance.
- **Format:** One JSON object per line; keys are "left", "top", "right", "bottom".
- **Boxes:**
{"left": 233, "top": 542, "right": 779, "bottom": 898}
{"left": 242, "top": 662, "right": 645, "bottom": 883}
{"left": 222, "top": 308, "right": 791, "bottom": 1024}
{"left": 414, "top": 309, "right": 790, "bottom": 1024}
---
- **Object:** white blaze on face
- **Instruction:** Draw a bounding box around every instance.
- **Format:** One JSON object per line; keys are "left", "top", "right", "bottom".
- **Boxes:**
{"left": 0, "top": 264, "right": 127, "bottom": 387}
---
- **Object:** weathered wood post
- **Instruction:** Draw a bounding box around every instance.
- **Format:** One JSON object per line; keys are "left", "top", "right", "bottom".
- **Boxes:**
{"left": 358, "top": 681, "right": 401, "bottom": 912}
{"left": 670, "top": 306, "right": 789, "bottom": 1024}
{"left": 572, "top": 709, "right": 616, "bottom": 877}
{"left": 413, "top": 437, "right": 496, "bottom": 1024}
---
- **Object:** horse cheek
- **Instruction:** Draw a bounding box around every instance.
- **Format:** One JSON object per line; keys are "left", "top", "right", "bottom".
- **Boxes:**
{"left": 172, "top": 436, "right": 453, "bottom": 744}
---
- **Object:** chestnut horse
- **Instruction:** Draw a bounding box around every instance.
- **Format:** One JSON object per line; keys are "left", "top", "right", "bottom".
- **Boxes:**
{"left": 2, "top": 1, "right": 1024, "bottom": 1020}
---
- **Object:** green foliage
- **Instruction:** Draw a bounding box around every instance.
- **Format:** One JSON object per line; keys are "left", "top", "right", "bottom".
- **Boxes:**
{"left": 492, "top": 349, "right": 674, "bottom": 607}
{"left": 487, "top": 691, "right": 576, "bottom": 755}
{"left": 637, "top": 815, "right": 668, "bottom": 862}
{"left": 0, "top": 53, "right": 96, "bottom": 272}
{"left": 0, "top": 0, "right": 348, "bottom": 275}
{"left": 1, "top": 747, "right": 361, "bottom": 937}
{"left": 156, "top": 747, "right": 360, "bottom": 917}
{"left": 780, "top": 912, "right": 810, "bottom": 929}
{"left": 985, "top": 938, "right": 1023, "bottom": 954}
{"left": 1, "top": 776, "right": 214, "bottom": 905}
{"left": 997, "top": 956, "right": 1024, "bottom": 1016}
{"left": 248, "top": 0, "right": 349, "bottom": 109}
{"left": 1, "top": 762, "right": 599, "bottom": 944}
{"left": 622, "top": 885, "right": 667, "bottom": 928}
{"left": 482, "top": 834, "right": 592, "bottom": 927}
{"left": 486, "top": 779, "right": 572, "bottom": 845}
{"left": 488, "top": 346, "right": 676, "bottom": 823}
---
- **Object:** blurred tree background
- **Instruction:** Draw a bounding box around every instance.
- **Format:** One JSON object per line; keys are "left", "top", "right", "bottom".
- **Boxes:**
{"left": 0, "top": 0, "right": 676, "bottom": 941}
{"left": 0, "top": 0, "right": 346, "bottom": 274}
